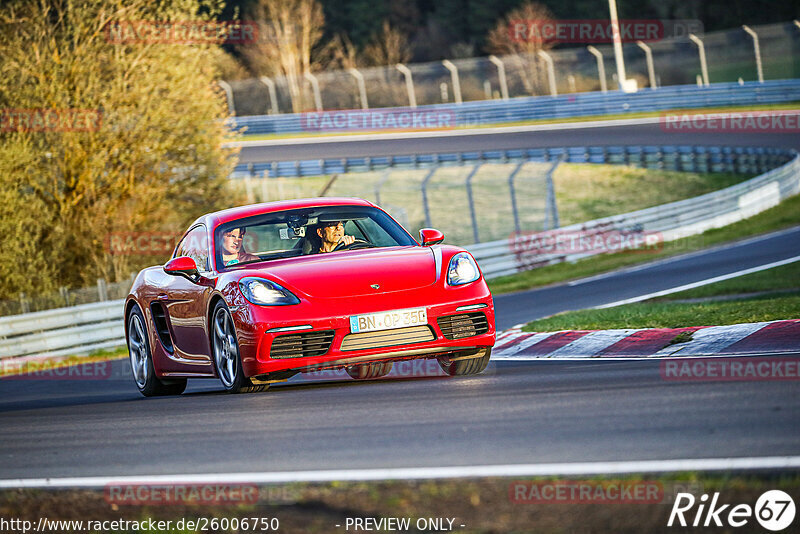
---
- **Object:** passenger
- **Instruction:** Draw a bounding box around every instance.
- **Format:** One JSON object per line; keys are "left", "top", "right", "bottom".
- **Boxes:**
{"left": 221, "top": 227, "right": 259, "bottom": 265}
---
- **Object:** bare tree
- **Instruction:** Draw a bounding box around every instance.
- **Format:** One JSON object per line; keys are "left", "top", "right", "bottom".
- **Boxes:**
{"left": 319, "top": 33, "right": 360, "bottom": 70}
{"left": 243, "top": 0, "right": 325, "bottom": 112}
{"left": 486, "top": 2, "right": 555, "bottom": 96}
{"left": 362, "top": 21, "right": 411, "bottom": 67}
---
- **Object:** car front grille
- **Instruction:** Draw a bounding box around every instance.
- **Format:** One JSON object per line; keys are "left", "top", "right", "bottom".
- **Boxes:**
{"left": 437, "top": 312, "right": 489, "bottom": 340}
{"left": 270, "top": 330, "right": 335, "bottom": 359}
{"left": 340, "top": 325, "right": 436, "bottom": 352}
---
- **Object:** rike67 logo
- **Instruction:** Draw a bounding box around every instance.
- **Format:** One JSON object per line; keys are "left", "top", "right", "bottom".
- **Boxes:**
{"left": 668, "top": 490, "right": 795, "bottom": 531}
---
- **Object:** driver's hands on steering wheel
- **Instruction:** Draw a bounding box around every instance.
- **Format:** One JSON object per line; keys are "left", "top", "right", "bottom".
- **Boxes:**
{"left": 332, "top": 236, "right": 374, "bottom": 252}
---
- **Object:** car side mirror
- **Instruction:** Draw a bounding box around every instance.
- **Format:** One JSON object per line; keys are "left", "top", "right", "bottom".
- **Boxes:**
{"left": 164, "top": 256, "right": 199, "bottom": 279}
{"left": 419, "top": 228, "right": 444, "bottom": 246}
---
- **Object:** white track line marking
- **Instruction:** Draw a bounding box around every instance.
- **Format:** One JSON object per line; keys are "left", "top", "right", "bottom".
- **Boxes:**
{"left": 3, "top": 456, "right": 800, "bottom": 488}
{"left": 595, "top": 254, "right": 800, "bottom": 309}
{"left": 652, "top": 322, "right": 772, "bottom": 357}
{"left": 228, "top": 116, "right": 664, "bottom": 147}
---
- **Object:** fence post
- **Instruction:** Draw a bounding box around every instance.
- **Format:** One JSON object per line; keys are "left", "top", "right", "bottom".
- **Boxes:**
{"left": 608, "top": 0, "right": 629, "bottom": 91}
{"left": 19, "top": 293, "right": 29, "bottom": 314}
{"left": 374, "top": 169, "right": 391, "bottom": 206}
{"left": 303, "top": 71, "right": 323, "bottom": 111}
{"left": 508, "top": 162, "right": 525, "bottom": 235}
{"left": 544, "top": 155, "right": 564, "bottom": 230}
{"left": 348, "top": 68, "right": 369, "bottom": 109}
{"left": 636, "top": 41, "right": 657, "bottom": 89}
{"left": 97, "top": 279, "right": 108, "bottom": 302}
{"left": 464, "top": 164, "right": 483, "bottom": 243}
{"left": 245, "top": 164, "right": 256, "bottom": 203}
{"left": 217, "top": 80, "right": 236, "bottom": 116}
{"left": 742, "top": 25, "right": 764, "bottom": 83}
{"left": 586, "top": 46, "right": 607, "bottom": 93}
{"left": 688, "top": 34, "right": 710, "bottom": 86}
{"left": 420, "top": 167, "right": 438, "bottom": 228}
{"left": 395, "top": 64, "right": 417, "bottom": 108}
{"left": 60, "top": 286, "right": 70, "bottom": 307}
{"left": 258, "top": 76, "right": 280, "bottom": 114}
{"left": 538, "top": 50, "right": 557, "bottom": 96}
{"left": 488, "top": 55, "right": 509, "bottom": 100}
{"left": 442, "top": 60, "right": 463, "bottom": 104}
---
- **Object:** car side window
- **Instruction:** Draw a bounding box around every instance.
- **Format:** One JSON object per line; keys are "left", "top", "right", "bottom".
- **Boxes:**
{"left": 174, "top": 225, "right": 210, "bottom": 272}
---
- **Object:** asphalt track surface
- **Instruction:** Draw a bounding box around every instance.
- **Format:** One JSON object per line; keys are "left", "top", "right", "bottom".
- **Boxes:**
{"left": 2, "top": 120, "right": 799, "bottom": 481}
{"left": 1, "top": 355, "right": 799, "bottom": 480}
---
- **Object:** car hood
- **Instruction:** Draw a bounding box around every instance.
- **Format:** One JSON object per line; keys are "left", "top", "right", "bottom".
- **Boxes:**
{"left": 248, "top": 246, "right": 438, "bottom": 298}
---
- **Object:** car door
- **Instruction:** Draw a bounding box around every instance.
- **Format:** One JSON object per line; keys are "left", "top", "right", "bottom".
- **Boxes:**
{"left": 160, "top": 224, "right": 214, "bottom": 363}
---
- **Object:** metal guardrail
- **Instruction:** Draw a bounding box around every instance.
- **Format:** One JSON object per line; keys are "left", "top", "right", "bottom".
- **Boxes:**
{"left": 233, "top": 143, "right": 792, "bottom": 178}
{"left": 1, "top": 145, "right": 797, "bottom": 362}
{"left": 0, "top": 300, "right": 125, "bottom": 361}
{"left": 230, "top": 79, "right": 800, "bottom": 139}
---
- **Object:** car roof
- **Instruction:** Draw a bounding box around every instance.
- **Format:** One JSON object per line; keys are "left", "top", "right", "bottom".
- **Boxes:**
{"left": 197, "top": 197, "right": 376, "bottom": 229}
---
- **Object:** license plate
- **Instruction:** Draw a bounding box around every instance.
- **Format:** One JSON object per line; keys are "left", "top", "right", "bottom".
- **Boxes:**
{"left": 349, "top": 307, "right": 428, "bottom": 333}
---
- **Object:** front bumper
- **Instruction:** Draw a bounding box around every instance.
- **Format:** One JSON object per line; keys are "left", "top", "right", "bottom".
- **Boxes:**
{"left": 231, "top": 281, "right": 495, "bottom": 377}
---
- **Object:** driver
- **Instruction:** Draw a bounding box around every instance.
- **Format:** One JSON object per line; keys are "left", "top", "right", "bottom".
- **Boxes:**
{"left": 315, "top": 220, "right": 355, "bottom": 253}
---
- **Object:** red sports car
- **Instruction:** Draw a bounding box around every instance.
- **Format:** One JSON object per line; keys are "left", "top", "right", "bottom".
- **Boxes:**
{"left": 125, "top": 198, "right": 495, "bottom": 395}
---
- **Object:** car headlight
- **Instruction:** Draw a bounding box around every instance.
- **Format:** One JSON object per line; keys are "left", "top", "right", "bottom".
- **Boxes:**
{"left": 447, "top": 252, "right": 480, "bottom": 286}
{"left": 238, "top": 277, "right": 300, "bottom": 306}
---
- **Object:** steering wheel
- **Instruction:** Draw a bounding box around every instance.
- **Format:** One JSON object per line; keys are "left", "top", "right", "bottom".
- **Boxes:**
{"left": 332, "top": 238, "right": 373, "bottom": 252}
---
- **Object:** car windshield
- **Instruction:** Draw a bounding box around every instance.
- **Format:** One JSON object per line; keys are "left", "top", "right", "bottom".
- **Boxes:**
{"left": 215, "top": 205, "right": 418, "bottom": 269}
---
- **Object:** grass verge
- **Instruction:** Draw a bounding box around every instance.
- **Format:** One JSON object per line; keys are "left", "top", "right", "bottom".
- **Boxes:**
{"left": 521, "top": 293, "right": 800, "bottom": 332}
{"left": 2, "top": 474, "right": 797, "bottom": 533}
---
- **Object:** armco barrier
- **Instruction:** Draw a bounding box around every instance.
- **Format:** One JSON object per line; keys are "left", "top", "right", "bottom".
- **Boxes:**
{"left": 230, "top": 79, "right": 800, "bottom": 137}
{"left": 233, "top": 144, "right": 792, "bottom": 178}
{"left": 1, "top": 146, "right": 798, "bottom": 362}
{"left": 0, "top": 300, "right": 125, "bottom": 361}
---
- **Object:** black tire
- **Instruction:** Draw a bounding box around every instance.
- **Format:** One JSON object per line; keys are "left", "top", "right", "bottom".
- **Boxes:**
{"left": 211, "top": 300, "right": 268, "bottom": 393}
{"left": 437, "top": 348, "right": 491, "bottom": 376}
{"left": 346, "top": 361, "right": 393, "bottom": 379}
{"left": 127, "top": 304, "right": 187, "bottom": 397}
